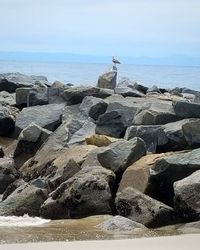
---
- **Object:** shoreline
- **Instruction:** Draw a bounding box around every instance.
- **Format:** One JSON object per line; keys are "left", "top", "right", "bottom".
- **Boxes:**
{"left": 0, "top": 234, "right": 199, "bottom": 250}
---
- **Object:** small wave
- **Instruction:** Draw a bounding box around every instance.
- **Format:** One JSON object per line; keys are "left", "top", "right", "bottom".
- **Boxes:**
{"left": 0, "top": 215, "right": 50, "bottom": 227}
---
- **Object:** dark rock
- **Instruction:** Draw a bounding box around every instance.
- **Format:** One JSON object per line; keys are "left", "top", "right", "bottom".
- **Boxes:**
{"left": 13, "top": 123, "right": 52, "bottom": 167}
{"left": 0, "top": 104, "right": 16, "bottom": 136}
{"left": 40, "top": 165, "right": 115, "bottom": 219}
{"left": 125, "top": 125, "right": 166, "bottom": 153}
{"left": 149, "top": 149, "right": 200, "bottom": 205}
{"left": 147, "top": 85, "right": 161, "bottom": 94}
{"left": 97, "top": 215, "right": 147, "bottom": 231}
{"left": 132, "top": 82, "right": 148, "bottom": 94}
{"left": 173, "top": 101, "right": 200, "bottom": 118}
{"left": 116, "top": 187, "right": 179, "bottom": 228}
{"left": 97, "top": 68, "right": 117, "bottom": 89}
{"left": 0, "top": 182, "right": 48, "bottom": 216}
{"left": 182, "top": 119, "right": 200, "bottom": 146}
{"left": 2, "top": 179, "right": 25, "bottom": 201}
{"left": 97, "top": 137, "right": 146, "bottom": 173}
{"left": 62, "top": 87, "right": 113, "bottom": 105}
{"left": 114, "top": 87, "right": 144, "bottom": 97}
{"left": 0, "top": 73, "right": 48, "bottom": 93}
{"left": 14, "top": 103, "right": 65, "bottom": 137}
{"left": 0, "top": 146, "right": 4, "bottom": 158}
{"left": 79, "top": 96, "right": 108, "bottom": 120}
{"left": 0, "top": 158, "right": 19, "bottom": 194}
{"left": 174, "top": 170, "right": 200, "bottom": 220}
{"left": 96, "top": 110, "right": 129, "bottom": 138}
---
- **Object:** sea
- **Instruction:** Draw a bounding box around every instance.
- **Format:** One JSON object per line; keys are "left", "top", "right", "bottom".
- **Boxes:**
{"left": 0, "top": 60, "right": 200, "bottom": 91}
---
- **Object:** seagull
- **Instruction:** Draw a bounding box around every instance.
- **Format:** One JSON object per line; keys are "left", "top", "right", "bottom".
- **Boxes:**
{"left": 112, "top": 56, "right": 121, "bottom": 65}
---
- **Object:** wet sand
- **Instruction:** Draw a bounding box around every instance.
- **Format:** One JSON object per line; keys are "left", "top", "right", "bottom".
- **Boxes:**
{"left": 0, "top": 234, "right": 199, "bottom": 250}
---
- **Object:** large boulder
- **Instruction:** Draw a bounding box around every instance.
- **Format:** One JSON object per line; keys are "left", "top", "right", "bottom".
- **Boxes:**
{"left": 40, "top": 165, "right": 115, "bottom": 219}
{"left": 28, "top": 87, "right": 48, "bottom": 106}
{"left": 97, "top": 68, "right": 117, "bottom": 89}
{"left": 133, "top": 102, "right": 180, "bottom": 125}
{"left": 0, "top": 73, "right": 48, "bottom": 93}
{"left": 0, "top": 182, "right": 48, "bottom": 216}
{"left": 16, "top": 87, "right": 31, "bottom": 106}
{"left": 174, "top": 170, "right": 200, "bottom": 220}
{"left": 0, "top": 158, "right": 19, "bottom": 194}
{"left": 149, "top": 149, "right": 200, "bottom": 205}
{"left": 14, "top": 103, "right": 65, "bottom": 137}
{"left": 13, "top": 123, "right": 52, "bottom": 168}
{"left": 118, "top": 153, "right": 171, "bottom": 193}
{"left": 125, "top": 125, "right": 166, "bottom": 153}
{"left": 97, "top": 137, "right": 146, "bottom": 173}
{"left": 79, "top": 96, "right": 108, "bottom": 120}
{"left": 173, "top": 101, "right": 200, "bottom": 118}
{"left": 61, "top": 87, "right": 113, "bottom": 105}
{"left": 115, "top": 187, "right": 179, "bottom": 228}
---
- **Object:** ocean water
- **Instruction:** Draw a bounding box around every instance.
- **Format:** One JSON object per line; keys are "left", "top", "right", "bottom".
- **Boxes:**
{"left": 0, "top": 60, "right": 200, "bottom": 91}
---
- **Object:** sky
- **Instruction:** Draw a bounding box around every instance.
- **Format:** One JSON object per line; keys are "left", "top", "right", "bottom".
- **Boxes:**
{"left": 0, "top": 0, "right": 200, "bottom": 58}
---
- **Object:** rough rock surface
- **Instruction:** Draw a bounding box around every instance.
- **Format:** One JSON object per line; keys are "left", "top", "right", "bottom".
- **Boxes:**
{"left": 0, "top": 182, "right": 48, "bottom": 216}
{"left": 62, "top": 87, "right": 113, "bottom": 105}
{"left": 0, "top": 73, "right": 48, "bottom": 93}
{"left": 115, "top": 187, "right": 179, "bottom": 228}
{"left": 174, "top": 170, "right": 200, "bottom": 220}
{"left": 97, "top": 137, "right": 146, "bottom": 173}
{"left": 173, "top": 101, "right": 200, "bottom": 118}
{"left": 14, "top": 103, "right": 65, "bottom": 137}
{"left": 0, "top": 91, "right": 16, "bottom": 106}
{"left": 0, "top": 158, "right": 19, "bottom": 194}
{"left": 97, "top": 69, "right": 117, "bottom": 89}
{"left": 40, "top": 165, "right": 115, "bottom": 219}
{"left": 149, "top": 149, "right": 200, "bottom": 205}
{"left": 0, "top": 104, "right": 16, "bottom": 136}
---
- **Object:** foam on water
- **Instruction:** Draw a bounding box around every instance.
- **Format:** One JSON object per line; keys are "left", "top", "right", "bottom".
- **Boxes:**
{"left": 0, "top": 215, "right": 50, "bottom": 227}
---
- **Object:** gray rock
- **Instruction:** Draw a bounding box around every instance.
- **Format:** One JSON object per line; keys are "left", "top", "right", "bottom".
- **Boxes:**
{"left": 40, "top": 165, "right": 115, "bottom": 219}
{"left": 0, "top": 91, "right": 16, "bottom": 106}
{"left": 97, "top": 68, "right": 117, "bottom": 89}
{"left": 147, "top": 85, "right": 161, "bottom": 94}
{"left": 14, "top": 103, "right": 65, "bottom": 137}
{"left": 97, "top": 215, "right": 146, "bottom": 231}
{"left": 62, "top": 87, "right": 113, "bottom": 105}
{"left": 133, "top": 102, "right": 180, "bottom": 125}
{"left": 67, "top": 120, "right": 96, "bottom": 146}
{"left": 115, "top": 187, "right": 179, "bottom": 228}
{"left": 114, "top": 87, "right": 144, "bottom": 97}
{"left": 2, "top": 179, "right": 26, "bottom": 201}
{"left": 125, "top": 125, "right": 166, "bottom": 153}
{"left": 97, "top": 137, "right": 146, "bottom": 173}
{"left": 174, "top": 170, "right": 200, "bottom": 220}
{"left": 117, "top": 77, "right": 132, "bottom": 87}
{"left": 0, "top": 73, "right": 48, "bottom": 93}
{"left": 14, "top": 123, "right": 52, "bottom": 157}
{"left": 0, "top": 158, "right": 19, "bottom": 194}
{"left": 0, "top": 182, "right": 48, "bottom": 216}
{"left": 182, "top": 119, "right": 200, "bottom": 146}
{"left": 16, "top": 87, "right": 31, "bottom": 106}
{"left": 28, "top": 87, "right": 49, "bottom": 106}
{"left": 79, "top": 96, "right": 108, "bottom": 120}
{"left": 149, "top": 149, "right": 200, "bottom": 205}
{"left": 173, "top": 101, "right": 200, "bottom": 118}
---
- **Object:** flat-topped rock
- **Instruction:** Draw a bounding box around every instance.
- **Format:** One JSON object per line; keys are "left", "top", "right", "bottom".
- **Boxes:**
{"left": 0, "top": 73, "right": 48, "bottom": 93}
{"left": 14, "top": 103, "right": 65, "bottom": 137}
{"left": 97, "top": 68, "right": 117, "bottom": 89}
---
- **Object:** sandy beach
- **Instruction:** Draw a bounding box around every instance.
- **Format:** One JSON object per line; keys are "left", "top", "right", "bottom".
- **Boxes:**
{"left": 0, "top": 234, "right": 199, "bottom": 250}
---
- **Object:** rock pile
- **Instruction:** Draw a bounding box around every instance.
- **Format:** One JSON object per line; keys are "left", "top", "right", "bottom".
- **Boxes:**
{"left": 0, "top": 71, "right": 200, "bottom": 231}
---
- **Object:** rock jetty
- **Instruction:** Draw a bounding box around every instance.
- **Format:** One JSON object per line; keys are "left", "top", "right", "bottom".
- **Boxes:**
{"left": 0, "top": 71, "right": 200, "bottom": 231}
